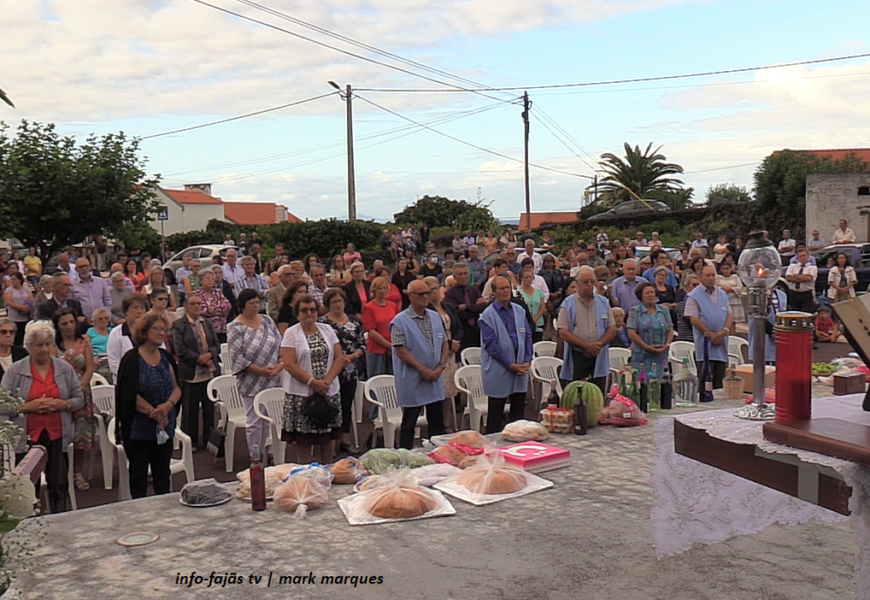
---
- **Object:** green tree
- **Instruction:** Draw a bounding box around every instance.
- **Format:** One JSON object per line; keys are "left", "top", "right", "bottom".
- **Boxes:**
{"left": 393, "top": 194, "right": 498, "bottom": 231}
{"left": 598, "top": 142, "right": 685, "bottom": 204}
{"left": 754, "top": 150, "right": 870, "bottom": 217}
{"left": 646, "top": 187, "right": 695, "bottom": 210}
{"left": 0, "top": 120, "right": 161, "bottom": 257}
{"left": 705, "top": 183, "right": 752, "bottom": 205}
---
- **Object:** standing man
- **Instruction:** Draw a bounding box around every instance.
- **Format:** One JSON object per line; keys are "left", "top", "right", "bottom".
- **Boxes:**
{"left": 777, "top": 230, "right": 796, "bottom": 266}
{"left": 611, "top": 259, "right": 648, "bottom": 312}
{"left": 22, "top": 247, "right": 42, "bottom": 288}
{"left": 833, "top": 219, "right": 856, "bottom": 244}
{"left": 462, "top": 231, "right": 476, "bottom": 256}
{"left": 519, "top": 238, "right": 543, "bottom": 274}
{"left": 176, "top": 255, "right": 193, "bottom": 283}
{"left": 443, "top": 264, "right": 488, "bottom": 350}
{"left": 223, "top": 233, "right": 235, "bottom": 247}
{"left": 586, "top": 244, "right": 605, "bottom": 268}
{"left": 479, "top": 275, "right": 531, "bottom": 432}
{"left": 236, "top": 255, "right": 269, "bottom": 313}
{"left": 249, "top": 244, "right": 264, "bottom": 274}
{"left": 788, "top": 243, "right": 817, "bottom": 265}
{"left": 309, "top": 264, "right": 329, "bottom": 315}
{"left": 420, "top": 221, "right": 430, "bottom": 249}
{"left": 556, "top": 266, "right": 616, "bottom": 394}
{"left": 391, "top": 280, "right": 449, "bottom": 449}
{"left": 57, "top": 251, "right": 78, "bottom": 283}
{"left": 642, "top": 250, "right": 679, "bottom": 287}
{"left": 691, "top": 232, "right": 708, "bottom": 253}
{"left": 685, "top": 265, "right": 734, "bottom": 395}
{"left": 222, "top": 249, "right": 244, "bottom": 289}
{"left": 237, "top": 233, "right": 248, "bottom": 255}
{"left": 72, "top": 257, "right": 112, "bottom": 325}
{"left": 467, "top": 245, "right": 488, "bottom": 286}
{"left": 636, "top": 231, "right": 648, "bottom": 246}
{"left": 37, "top": 273, "right": 85, "bottom": 324}
{"left": 808, "top": 230, "right": 826, "bottom": 253}
{"left": 267, "top": 265, "right": 293, "bottom": 322}
{"left": 786, "top": 249, "right": 818, "bottom": 313}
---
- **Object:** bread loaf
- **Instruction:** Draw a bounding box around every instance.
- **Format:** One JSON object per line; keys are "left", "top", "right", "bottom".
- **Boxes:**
{"left": 365, "top": 485, "right": 438, "bottom": 519}
{"left": 456, "top": 466, "right": 527, "bottom": 495}
{"left": 273, "top": 477, "right": 329, "bottom": 513}
{"left": 448, "top": 431, "right": 486, "bottom": 448}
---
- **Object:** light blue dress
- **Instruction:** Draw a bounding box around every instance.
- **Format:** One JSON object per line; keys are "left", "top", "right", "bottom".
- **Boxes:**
{"left": 627, "top": 304, "right": 673, "bottom": 375}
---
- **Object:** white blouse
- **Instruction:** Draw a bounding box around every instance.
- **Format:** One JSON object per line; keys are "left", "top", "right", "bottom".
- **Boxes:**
{"left": 281, "top": 322, "right": 340, "bottom": 397}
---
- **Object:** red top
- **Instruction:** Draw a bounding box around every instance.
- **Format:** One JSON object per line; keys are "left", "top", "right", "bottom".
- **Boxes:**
{"left": 386, "top": 284, "right": 402, "bottom": 307}
{"left": 27, "top": 362, "right": 63, "bottom": 442}
{"left": 815, "top": 317, "right": 835, "bottom": 335}
{"left": 362, "top": 300, "right": 399, "bottom": 354}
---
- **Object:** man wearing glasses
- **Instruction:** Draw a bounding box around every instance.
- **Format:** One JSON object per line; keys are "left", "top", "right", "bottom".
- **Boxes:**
{"left": 72, "top": 257, "right": 112, "bottom": 326}
{"left": 390, "top": 280, "right": 449, "bottom": 449}
{"left": 586, "top": 245, "right": 605, "bottom": 268}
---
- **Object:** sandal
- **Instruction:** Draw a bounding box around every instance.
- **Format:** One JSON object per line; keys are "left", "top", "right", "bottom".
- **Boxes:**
{"left": 73, "top": 473, "right": 90, "bottom": 491}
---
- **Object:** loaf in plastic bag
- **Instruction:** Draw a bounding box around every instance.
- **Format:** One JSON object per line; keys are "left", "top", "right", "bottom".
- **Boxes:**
{"left": 180, "top": 478, "right": 231, "bottom": 507}
{"left": 288, "top": 463, "right": 334, "bottom": 488}
{"left": 236, "top": 473, "right": 284, "bottom": 499}
{"left": 500, "top": 419, "right": 550, "bottom": 442}
{"left": 273, "top": 476, "right": 330, "bottom": 519}
{"left": 356, "top": 471, "right": 439, "bottom": 519}
{"left": 410, "top": 464, "right": 462, "bottom": 487}
{"left": 236, "top": 463, "right": 299, "bottom": 484}
{"left": 455, "top": 452, "right": 528, "bottom": 496}
{"left": 447, "top": 430, "right": 486, "bottom": 448}
{"left": 360, "top": 448, "right": 434, "bottom": 474}
{"left": 329, "top": 458, "right": 367, "bottom": 484}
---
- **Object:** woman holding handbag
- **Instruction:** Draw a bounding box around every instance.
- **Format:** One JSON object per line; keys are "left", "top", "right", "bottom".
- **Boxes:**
{"left": 281, "top": 294, "right": 344, "bottom": 463}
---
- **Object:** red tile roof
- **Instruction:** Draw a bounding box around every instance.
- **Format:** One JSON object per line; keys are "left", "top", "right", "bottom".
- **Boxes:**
{"left": 224, "top": 202, "right": 304, "bottom": 226}
{"left": 286, "top": 212, "right": 304, "bottom": 224}
{"left": 519, "top": 211, "right": 579, "bottom": 230}
{"left": 774, "top": 148, "right": 870, "bottom": 163}
{"left": 163, "top": 188, "right": 223, "bottom": 205}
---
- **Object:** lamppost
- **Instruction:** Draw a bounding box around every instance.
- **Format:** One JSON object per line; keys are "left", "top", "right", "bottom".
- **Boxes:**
{"left": 328, "top": 81, "right": 356, "bottom": 221}
{"left": 735, "top": 230, "right": 780, "bottom": 420}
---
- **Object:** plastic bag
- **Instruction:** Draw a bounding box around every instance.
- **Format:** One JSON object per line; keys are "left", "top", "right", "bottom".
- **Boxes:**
{"left": 604, "top": 395, "right": 647, "bottom": 427}
{"left": 428, "top": 442, "right": 484, "bottom": 466}
{"left": 273, "top": 476, "right": 330, "bottom": 519}
{"left": 410, "top": 463, "right": 462, "bottom": 487}
{"left": 501, "top": 419, "right": 550, "bottom": 442}
{"left": 236, "top": 463, "right": 299, "bottom": 484}
{"left": 454, "top": 452, "right": 528, "bottom": 496}
{"left": 180, "top": 478, "right": 232, "bottom": 507}
{"left": 539, "top": 406, "right": 574, "bottom": 434}
{"left": 745, "top": 388, "right": 776, "bottom": 404}
{"left": 329, "top": 458, "right": 367, "bottom": 484}
{"left": 288, "top": 463, "right": 334, "bottom": 488}
{"left": 354, "top": 470, "right": 439, "bottom": 519}
{"left": 446, "top": 431, "right": 486, "bottom": 448}
{"left": 236, "top": 473, "right": 285, "bottom": 499}
{"left": 360, "top": 448, "right": 434, "bottom": 474}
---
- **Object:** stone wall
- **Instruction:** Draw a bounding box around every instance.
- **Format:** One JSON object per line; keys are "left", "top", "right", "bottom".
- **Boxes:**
{"left": 806, "top": 173, "right": 870, "bottom": 243}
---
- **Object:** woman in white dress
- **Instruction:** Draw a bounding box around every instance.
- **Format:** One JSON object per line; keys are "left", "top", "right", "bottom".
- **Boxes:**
{"left": 717, "top": 262, "right": 745, "bottom": 323}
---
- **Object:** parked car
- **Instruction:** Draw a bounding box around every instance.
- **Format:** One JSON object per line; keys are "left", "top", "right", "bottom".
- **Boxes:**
{"left": 163, "top": 245, "right": 238, "bottom": 283}
{"left": 809, "top": 243, "right": 870, "bottom": 296}
{"left": 586, "top": 199, "right": 670, "bottom": 223}
{"left": 633, "top": 246, "right": 681, "bottom": 261}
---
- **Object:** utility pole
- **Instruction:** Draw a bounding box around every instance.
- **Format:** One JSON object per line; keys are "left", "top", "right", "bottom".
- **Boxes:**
{"left": 329, "top": 81, "right": 357, "bottom": 221}
{"left": 522, "top": 91, "right": 531, "bottom": 232}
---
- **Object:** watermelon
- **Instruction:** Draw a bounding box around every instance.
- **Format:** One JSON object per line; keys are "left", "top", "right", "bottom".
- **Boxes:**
{"left": 560, "top": 381, "right": 604, "bottom": 428}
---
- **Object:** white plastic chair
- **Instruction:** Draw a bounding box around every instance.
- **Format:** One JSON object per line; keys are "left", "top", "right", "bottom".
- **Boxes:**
{"left": 364, "top": 375, "right": 425, "bottom": 449}
{"left": 728, "top": 336, "right": 749, "bottom": 367}
{"left": 530, "top": 356, "right": 564, "bottom": 408}
{"left": 669, "top": 340, "right": 697, "bottom": 376}
{"left": 453, "top": 365, "right": 488, "bottom": 432}
{"left": 253, "top": 388, "right": 286, "bottom": 465}
{"left": 91, "top": 384, "right": 117, "bottom": 490}
{"left": 460, "top": 347, "right": 481, "bottom": 366}
{"left": 90, "top": 373, "right": 110, "bottom": 387}
{"left": 609, "top": 347, "right": 631, "bottom": 377}
{"left": 533, "top": 341, "right": 557, "bottom": 358}
{"left": 207, "top": 375, "right": 247, "bottom": 472}
{"left": 220, "top": 343, "right": 232, "bottom": 374}
{"left": 170, "top": 428, "right": 195, "bottom": 485}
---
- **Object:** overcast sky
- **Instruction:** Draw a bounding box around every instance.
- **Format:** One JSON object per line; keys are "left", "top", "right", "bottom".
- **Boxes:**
{"left": 3, "top": 0, "right": 870, "bottom": 221}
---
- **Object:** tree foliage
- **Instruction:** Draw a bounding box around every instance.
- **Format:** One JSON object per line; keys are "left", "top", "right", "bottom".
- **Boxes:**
{"left": 392, "top": 194, "right": 499, "bottom": 232}
{"left": 754, "top": 150, "right": 870, "bottom": 217}
{"left": 0, "top": 120, "right": 161, "bottom": 256}
{"left": 646, "top": 187, "right": 695, "bottom": 210}
{"left": 597, "top": 142, "right": 685, "bottom": 205}
{"left": 705, "top": 183, "right": 751, "bottom": 205}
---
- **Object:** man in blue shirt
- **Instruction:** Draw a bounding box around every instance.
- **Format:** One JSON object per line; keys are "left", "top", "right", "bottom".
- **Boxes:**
{"left": 642, "top": 249, "right": 679, "bottom": 287}
{"left": 788, "top": 242, "right": 817, "bottom": 265}
{"left": 611, "top": 259, "right": 648, "bottom": 312}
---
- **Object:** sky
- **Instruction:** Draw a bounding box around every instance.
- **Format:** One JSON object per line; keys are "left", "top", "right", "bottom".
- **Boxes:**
{"left": 3, "top": 0, "right": 870, "bottom": 222}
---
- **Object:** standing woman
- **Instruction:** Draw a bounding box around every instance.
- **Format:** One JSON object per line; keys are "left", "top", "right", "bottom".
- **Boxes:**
{"left": 626, "top": 282, "right": 674, "bottom": 406}
{"left": 277, "top": 280, "right": 310, "bottom": 335}
{"left": 149, "top": 287, "right": 180, "bottom": 331}
{"left": 172, "top": 294, "right": 221, "bottom": 451}
{"left": 212, "top": 264, "right": 237, "bottom": 324}
{"left": 1, "top": 321, "right": 84, "bottom": 512}
{"left": 4, "top": 272, "right": 33, "bottom": 347}
{"left": 0, "top": 318, "right": 28, "bottom": 381}
{"left": 182, "top": 260, "right": 203, "bottom": 297}
{"left": 518, "top": 268, "right": 546, "bottom": 344}
{"left": 143, "top": 268, "right": 178, "bottom": 311}
{"left": 828, "top": 252, "right": 858, "bottom": 303}
{"left": 342, "top": 262, "right": 371, "bottom": 318}
{"left": 86, "top": 307, "right": 114, "bottom": 381}
{"left": 319, "top": 288, "right": 366, "bottom": 454}
{"left": 106, "top": 293, "right": 149, "bottom": 383}
{"left": 652, "top": 265, "right": 677, "bottom": 315}
{"left": 194, "top": 270, "right": 231, "bottom": 344}
{"left": 33, "top": 274, "right": 54, "bottom": 314}
{"left": 109, "top": 272, "right": 133, "bottom": 325}
{"left": 402, "top": 249, "right": 420, "bottom": 276}
{"left": 227, "top": 289, "right": 283, "bottom": 458}
{"left": 717, "top": 262, "right": 745, "bottom": 323}
{"left": 125, "top": 259, "right": 144, "bottom": 292}
{"left": 281, "top": 294, "right": 344, "bottom": 463}
{"left": 391, "top": 258, "right": 415, "bottom": 310}
{"left": 329, "top": 256, "right": 350, "bottom": 287}
{"left": 53, "top": 307, "right": 96, "bottom": 491}
{"left": 424, "top": 276, "right": 463, "bottom": 433}
{"left": 361, "top": 276, "right": 398, "bottom": 379}
{"left": 116, "top": 312, "right": 181, "bottom": 498}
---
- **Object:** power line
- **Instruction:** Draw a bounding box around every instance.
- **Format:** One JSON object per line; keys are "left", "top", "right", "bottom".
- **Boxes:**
{"left": 140, "top": 91, "right": 338, "bottom": 139}
{"left": 530, "top": 112, "right": 598, "bottom": 172}
{"left": 684, "top": 162, "right": 759, "bottom": 174}
{"left": 354, "top": 94, "right": 592, "bottom": 179}
{"left": 355, "top": 51, "right": 870, "bottom": 93}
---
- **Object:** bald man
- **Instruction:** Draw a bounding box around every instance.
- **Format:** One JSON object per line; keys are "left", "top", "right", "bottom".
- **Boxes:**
{"left": 72, "top": 257, "right": 111, "bottom": 325}
{"left": 390, "top": 279, "right": 450, "bottom": 449}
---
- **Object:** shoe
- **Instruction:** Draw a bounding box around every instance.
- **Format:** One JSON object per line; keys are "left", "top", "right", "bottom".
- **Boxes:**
{"left": 339, "top": 443, "right": 360, "bottom": 455}
{"left": 73, "top": 473, "right": 90, "bottom": 491}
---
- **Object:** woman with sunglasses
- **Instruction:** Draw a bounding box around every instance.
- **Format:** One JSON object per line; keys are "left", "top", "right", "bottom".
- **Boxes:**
{"left": 0, "top": 317, "right": 28, "bottom": 381}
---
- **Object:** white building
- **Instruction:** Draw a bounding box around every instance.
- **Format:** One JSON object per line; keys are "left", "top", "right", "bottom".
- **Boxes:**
{"left": 150, "top": 184, "right": 227, "bottom": 235}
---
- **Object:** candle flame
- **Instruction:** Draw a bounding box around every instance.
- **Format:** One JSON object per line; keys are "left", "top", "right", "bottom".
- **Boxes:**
{"left": 758, "top": 266, "right": 764, "bottom": 276}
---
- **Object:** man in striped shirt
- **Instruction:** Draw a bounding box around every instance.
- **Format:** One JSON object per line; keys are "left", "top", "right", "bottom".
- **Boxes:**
{"left": 235, "top": 255, "right": 269, "bottom": 313}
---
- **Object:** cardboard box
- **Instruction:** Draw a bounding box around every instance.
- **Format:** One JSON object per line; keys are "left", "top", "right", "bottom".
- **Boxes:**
{"left": 733, "top": 365, "right": 776, "bottom": 394}
{"left": 833, "top": 372, "right": 866, "bottom": 395}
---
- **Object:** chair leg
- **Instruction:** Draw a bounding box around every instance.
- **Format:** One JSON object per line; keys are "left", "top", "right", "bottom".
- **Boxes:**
{"left": 67, "top": 443, "right": 77, "bottom": 511}
{"left": 383, "top": 423, "right": 395, "bottom": 449}
{"left": 351, "top": 400, "right": 359, "bottom": 449}
{"left": 99, "top": 423, "right": 114, "bottom": 491}
{"left": 225, "top": 423, "right": 235, "bottom": 472}
{"left": 116, "top": 446, "right": 131, "bottom": 502}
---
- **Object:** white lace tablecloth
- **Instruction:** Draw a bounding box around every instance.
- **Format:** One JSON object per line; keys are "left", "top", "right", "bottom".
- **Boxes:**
{"left": 652, "top": 394, "right": 870, "bottom": 600}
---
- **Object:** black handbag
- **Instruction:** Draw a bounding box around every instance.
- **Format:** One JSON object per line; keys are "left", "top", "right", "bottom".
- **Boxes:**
{"left": 301, "top": 392, "right": 338, "bottom": 429}
{"left": 206, "top": 428, "right": 226, "bottom": 458}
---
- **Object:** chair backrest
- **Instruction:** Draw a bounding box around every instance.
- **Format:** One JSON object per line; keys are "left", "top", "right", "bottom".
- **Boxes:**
{"left": 206, "top": 374, "right": 246, "bottom": 417}
{"left": 728, "top": 337, "right": 748, "bottom": 363}
{"left": 90, "top": 373, "right": 110, "bottom": 387}
{"left": 220, "top": 343, "right": 232, "bottom": 373}
{"left": 609, "top": 347, "right": 631, "bottom": 372}
{"left": 669, "top": 340, "right": 697, "bottom": 374}
{"left": 460, "top": 347, "right": 481, "bottom": 366}
{"left": 364, "top": 375, "right": 399, "bottom": 412}
{"left": 254, "top": 388, "right": 285, "bottom": 432}
{"left": 533, "top": 341, "right": 557, "bottom": 358}
{"left": 454, "top": 365, "right": 485, "bottom": 401}
{"left": 531, "top": 356, "right": 563, "bottom": 385}
{"left": 91, "top": 385, "right": 115, "bottom": 418}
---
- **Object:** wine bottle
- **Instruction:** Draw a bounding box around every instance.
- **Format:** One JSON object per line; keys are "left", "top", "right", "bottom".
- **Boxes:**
{"left": 250, "top": 445, "right": 267, "bottom": 512}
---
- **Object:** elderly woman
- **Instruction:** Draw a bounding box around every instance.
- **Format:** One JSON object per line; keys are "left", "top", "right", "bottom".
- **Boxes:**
{"left": 142, "top": 267, "right": 177, "bottom": 311}
{"left": 33, "top": 274, "right": 54, "bottom": 313}
{"left": 0, "top": 317, "right": 28, "bottom": 380}
{"left": 277, "top": 280, "right": 310, "bottom": 335}
{"left": 1, "top": 321, "right": 85, "bottom": 512}
{"left": 627, "top": 282, "right": 674, "bottom": 410}
{"left": 212, "top": 264, "right": 237, "bottom": 324}
{"left": 149, "top": 287, "right": 179, "bottom": 328}
{"left": 329, "top": 255, "right": 349, "bottom": 287}
{"left": 281, "top": 294, "right": 344, "bottom": 463}
{"left": 611, "top": 307, "right": 631, "bottom": 348}
{"left": 228, "top": 289, "right": 283, "bottom": 458}
{"left": 107, "top": 293, "right": 149, "bottom": 383}
{"left": 318, "top": 288, "right": 366, "bottom": 454}
{"left": 361, "top": 276, "right": 398, "bottom": 381}
{"left": 717, "top": 261, "right": 745, "bottom": 323}
{"left": 194, "top": 269, "right": 232, "bottom": 344}
{"left": 4, "top": 272, "right": 33, "bottom": 347}
{"left": 116, "top": 311, "right": 181, "bottom": 498}
{"left": 86, "top": 307, "right": 114, "bottom": 381}
{"left": 172, "top": 293, "right": 221, "bottom": 450}
{"left": 343, "top": 262, "right": 371, "bottom": 318}
{"left": 109, "top": 271, "right": 133, "bottom": 325}
{"left": 182, "top": 260, "right": 203, "bottom": 297}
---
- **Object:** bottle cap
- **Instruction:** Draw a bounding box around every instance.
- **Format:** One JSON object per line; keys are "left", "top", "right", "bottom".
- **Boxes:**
{"left": 251, "top": 445, "right": 260, "bottom": 461}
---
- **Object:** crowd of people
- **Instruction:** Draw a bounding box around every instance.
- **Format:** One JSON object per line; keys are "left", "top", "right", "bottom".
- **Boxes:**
{"left": 0, "top": 217, "right": 858, "bottom": 509}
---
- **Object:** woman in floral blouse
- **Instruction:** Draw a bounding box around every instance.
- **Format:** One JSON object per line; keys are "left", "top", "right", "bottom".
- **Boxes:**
{"left": 193, "top": 270, "right": 232, "bottom": 344}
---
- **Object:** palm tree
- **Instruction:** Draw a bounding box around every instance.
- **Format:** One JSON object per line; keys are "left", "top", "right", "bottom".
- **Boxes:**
{"left": 0, "top": 88, "right": 13, "bottom": 108}
{"left": 597, "top": 142, "right": 684, "bottom": 205}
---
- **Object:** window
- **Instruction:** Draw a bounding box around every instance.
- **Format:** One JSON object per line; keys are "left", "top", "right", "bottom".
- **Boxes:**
{"left": 859, "top": 186, "right": 870, "bottom": 196}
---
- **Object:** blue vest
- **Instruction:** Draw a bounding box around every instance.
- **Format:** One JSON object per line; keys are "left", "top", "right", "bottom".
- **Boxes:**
{"left": 479, "top": 303, "right": 529, "bottom": 397}
{"left": 688, "top": 286, "right": 730, "bottom": 362}
{"left": 390, "top": 309, "right": 446, "bottom": 408}
{"left": 748, "top": 289, "right": 785, "bottom": 363}
{"left": 559, "top": 294, "right": 611, "bottom": 380}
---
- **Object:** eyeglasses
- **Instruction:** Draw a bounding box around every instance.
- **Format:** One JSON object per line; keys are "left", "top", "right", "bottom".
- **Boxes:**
{"left": 153, "top": 296, "right": 168, "bottom": 302}
{"left": 151, "top": 327, "right": 169, "bottom": 334}
{"left": 409, "top": 292, "right": 430, "bottom": 297}
{"left": 298, "top": 308, "right": 318, "bottom": 314}
{"left": 0, "top": 330, "right": 15, "bottom": 335}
